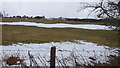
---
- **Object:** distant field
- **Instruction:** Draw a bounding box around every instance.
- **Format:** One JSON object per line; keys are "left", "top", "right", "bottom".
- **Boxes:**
{"left": 2, "top": 25, "right": 118, "bottom": 47}
{"left": 1, "top": 17, "right": 107, "bottom": 25}
{"left": 0, "top": 25, "right": 2, "bottom": 45}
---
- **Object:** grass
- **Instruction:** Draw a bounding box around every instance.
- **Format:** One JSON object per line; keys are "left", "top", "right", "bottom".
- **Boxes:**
{"left": 2, "top": 25, "right": 118, "bottom": 47}
{"left": 1, "top": 17, "right": 107, "bottom": 25}
{"left": 2, "top": 48, "right": 119, "bottom": 67}
{"left": 1, "top": 17, "right": 119, "bottom": 67}
{"left": 0, "top": 25, "right": 2, "bottom": 45}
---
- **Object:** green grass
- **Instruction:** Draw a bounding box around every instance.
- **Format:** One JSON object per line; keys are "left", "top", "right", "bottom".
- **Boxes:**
{"left": 2, "top": 25, "right": 119, "bottom": 47}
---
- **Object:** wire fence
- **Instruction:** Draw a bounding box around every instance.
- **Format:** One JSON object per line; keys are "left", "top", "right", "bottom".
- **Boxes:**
{"left": 0, "top": 46, "right": 119, "bottom": 67}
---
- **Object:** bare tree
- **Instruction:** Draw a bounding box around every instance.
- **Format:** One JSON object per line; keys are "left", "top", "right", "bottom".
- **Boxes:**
{"left": 78, "top": 0, "right": 120, "bottom": 19}
{"left": 0, "top": 11, "right": 8, "bottom": 17}
{"left": 118, "top": 1, "right": 120, "bottom": 15}
{"left": 0, "top": 12, "right": 3, "bottom": 17}
{"left": 78, "top": 0, "right": 120, "bottom": 30}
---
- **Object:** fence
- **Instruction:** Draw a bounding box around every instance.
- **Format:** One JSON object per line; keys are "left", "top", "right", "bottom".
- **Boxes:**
{"left": 0, "top": 46, "right": 119, "bottom": 67}
{"left": 0, "top": 46, "right": 57, "bottom": 68}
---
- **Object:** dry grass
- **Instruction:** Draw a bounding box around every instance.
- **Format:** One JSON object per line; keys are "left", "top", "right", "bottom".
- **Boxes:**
{"left": 1, "top": 17, "right": 119, "bottom": 46}
{"left": 0, "top": 25, "right": 2, "bottom": 45}
{"left": 2, "top": 25, "right": 118, "bottom": 46}
{"left": 1, "top": 17, "right": 106, "bottom": 25}
{"left": 1, "top": 49, "right": 119, "bottom": 67}
{"left": 3, "top": 56, "right": 24, "bottom": 65}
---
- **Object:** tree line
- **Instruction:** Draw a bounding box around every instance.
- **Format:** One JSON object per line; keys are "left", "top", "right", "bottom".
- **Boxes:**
{"left": 12, "top": 15, "right": 45, "bottom": 19}
{"left": 0, "top": 11, "right": 45, "bottom": 19}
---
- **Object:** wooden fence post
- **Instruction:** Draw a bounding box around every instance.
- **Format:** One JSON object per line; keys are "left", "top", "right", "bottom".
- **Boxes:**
{"left": 50, "top": 46, "right": 56, "bottom": 68}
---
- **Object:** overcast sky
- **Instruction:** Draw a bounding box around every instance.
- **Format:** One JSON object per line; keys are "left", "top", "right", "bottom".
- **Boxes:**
{"left": 0, "top": 0, "right": 101, "bottom": 18}
{"left": 1, "top": 0, "right": 100, "bottom": 2}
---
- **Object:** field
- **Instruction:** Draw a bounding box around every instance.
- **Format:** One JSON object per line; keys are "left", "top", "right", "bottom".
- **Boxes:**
{"left": 1, "top": 17, "right": 107, "bottom": 25}
{"left": 2, "top": 25, "right": 118, "bottom": 46}
{"left": 1, "top": 17, "right": 120, "bottom": 66}
{"left": 1, "top": 17, "right": 119, "bottom": 46}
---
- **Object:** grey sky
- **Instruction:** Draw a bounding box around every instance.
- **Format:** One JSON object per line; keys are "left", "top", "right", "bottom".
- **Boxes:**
{"left": 1, "top": 0, "right": 100, "bottom": 2}
{"left": 1, "top": 1, "right": 99, "bottom": 18}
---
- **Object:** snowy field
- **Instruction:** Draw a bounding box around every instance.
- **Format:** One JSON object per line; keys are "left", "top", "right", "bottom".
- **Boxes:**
{"left": 0, "top": 40, "right": 119, "bottom": 66}
{"left": 0, "top": 22, "right": 119, "bottom": 66}
{"left": 0, "top": 22, "right": 116, "bottom": 30}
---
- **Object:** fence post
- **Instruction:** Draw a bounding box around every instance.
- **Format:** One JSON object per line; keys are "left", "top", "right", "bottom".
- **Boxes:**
{"left": 50, "top": 46, "right": 56, "bottom": 68}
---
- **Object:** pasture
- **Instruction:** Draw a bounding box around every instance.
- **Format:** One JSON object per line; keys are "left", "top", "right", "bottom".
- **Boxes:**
{"left": 2, "top": 25, "right": 118, "bottom": 46}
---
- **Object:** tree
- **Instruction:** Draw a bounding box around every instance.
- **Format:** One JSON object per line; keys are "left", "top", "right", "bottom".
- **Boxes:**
{"left": 22, "top": 15, "right": 28, "bottom": 18}
{"left": 34, "top": 16, "right": 45, "bottom": 19}
{"left": 16, "top": 15, "right": 22, "bottom": 18}
{"left": 0, "top": 12, "right": 3, "bottom": 17}
{"left": 42, "top": 16, "right": 45, "bottom": 19}
{"left": 118, "top": 1, "right": 120, "bottom": 15}
{"left": 78, "top": 0, "right": 120, "bottom": 30}
{"left": 0, "top": 11, "right": 8, "bottom": 17}
{"left": 78, "top": 0, "right": 119, "bottom": 19}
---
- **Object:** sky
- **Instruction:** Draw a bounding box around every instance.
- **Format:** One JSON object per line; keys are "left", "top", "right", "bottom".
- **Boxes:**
{"left": 0, "top": 0, "right": 101, "bottom": 19}
{"left": 1, "top": 0, "right": 100, "bottom": 2}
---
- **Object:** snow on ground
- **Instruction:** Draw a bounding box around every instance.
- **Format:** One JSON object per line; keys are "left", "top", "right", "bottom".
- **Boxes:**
{"left": 0, "top": 40, "right": 119, "bottom": 66}
{"left": 0, "top": 22, "right": 116, "bottom": 30}
{"left": 0, "top": 22, "right": 118, "bottom": 66}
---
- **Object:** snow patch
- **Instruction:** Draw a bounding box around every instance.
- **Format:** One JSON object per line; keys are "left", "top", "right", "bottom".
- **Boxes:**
{"left": 0, "top": 22, "right": 115, "bottom": 30}
{"left": 0, "top": 40, "right": 119, "bottom": 66}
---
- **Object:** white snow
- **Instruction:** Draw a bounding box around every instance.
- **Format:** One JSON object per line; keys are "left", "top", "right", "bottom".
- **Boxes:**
{"left": 0, "top": 40, "right": 119, "bottom": 66}
{"left": 0, "top": 22, "right": 115, "bottom": 30}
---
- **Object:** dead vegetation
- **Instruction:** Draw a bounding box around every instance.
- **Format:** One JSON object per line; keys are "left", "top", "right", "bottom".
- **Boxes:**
{"left": 1, "top": 48, "right": 119, "bottom": 67}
